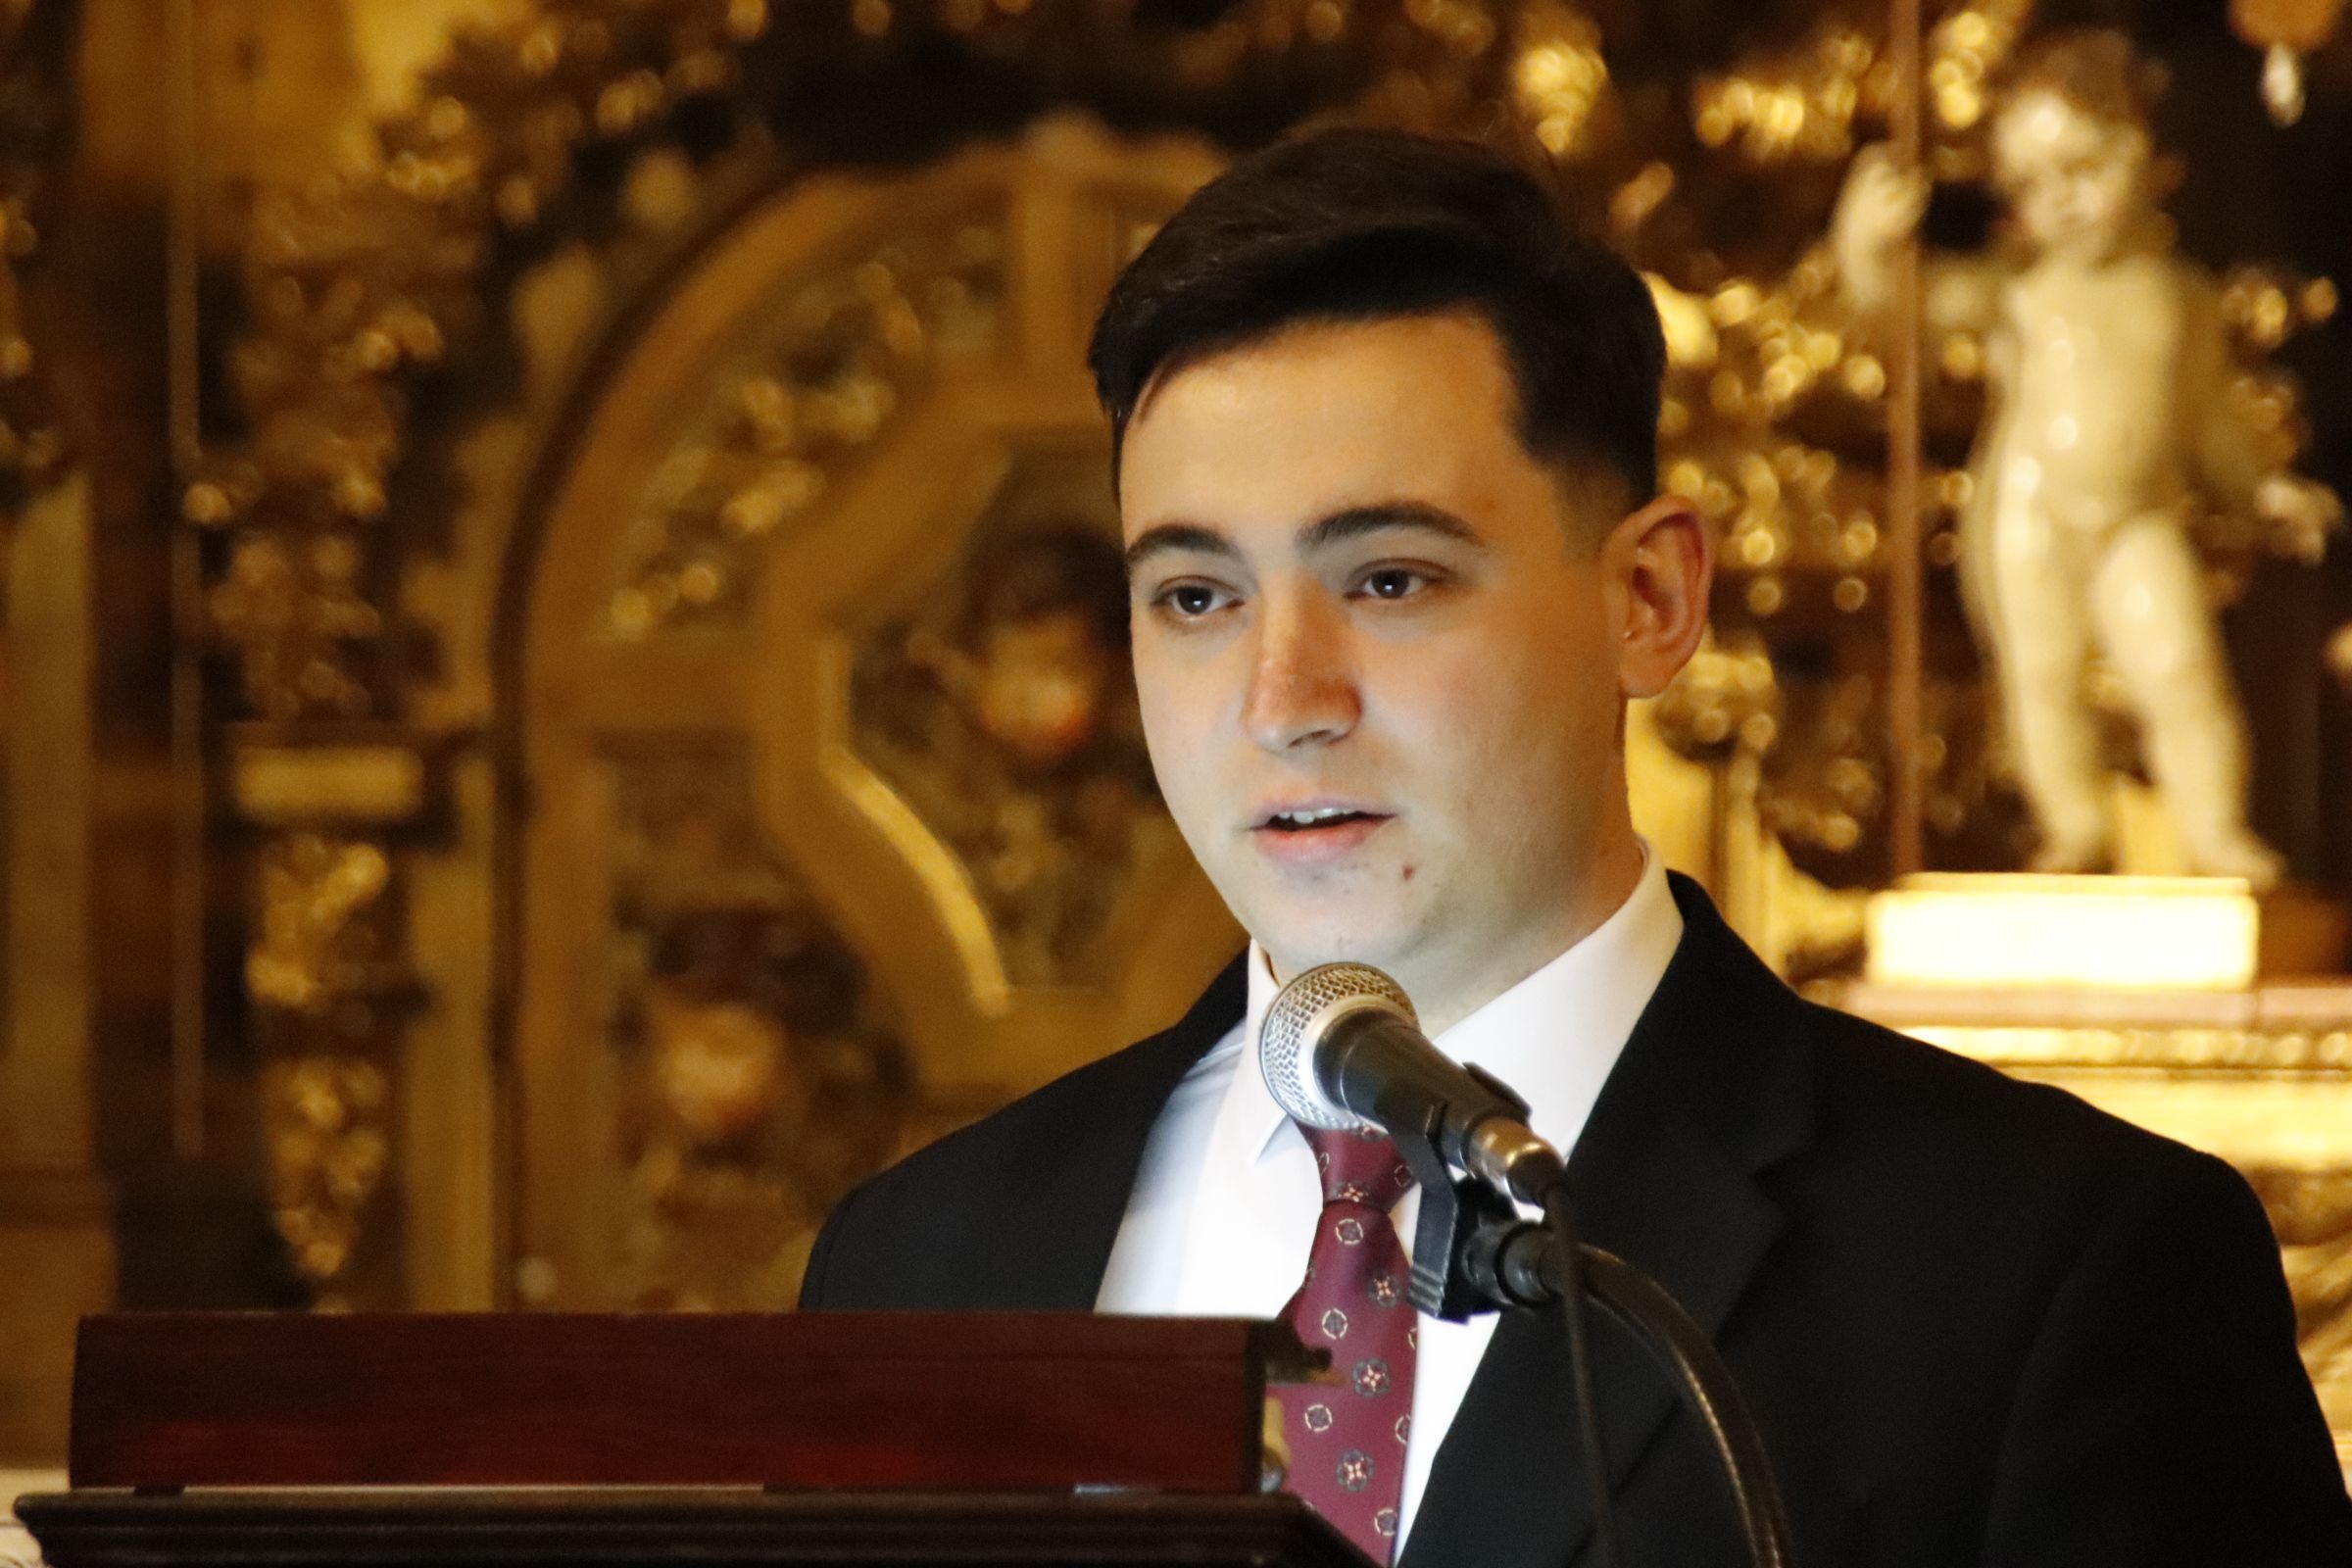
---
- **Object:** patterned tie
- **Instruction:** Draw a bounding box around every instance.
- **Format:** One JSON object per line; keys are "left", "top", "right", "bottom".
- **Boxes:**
{"left": 1275, "top": 1125, "right": 1419, "bottom": 1562}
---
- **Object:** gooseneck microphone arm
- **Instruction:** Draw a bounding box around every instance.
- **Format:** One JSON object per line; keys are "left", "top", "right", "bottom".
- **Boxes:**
{"left": 1389, "top": 1097, "right": 1627, "bottom": 1568}
{"left": 1260, "top": 962, "right": 1797, "bottom": 1568}
{"left": 1465, "top": 1204, "right": 1796, "bottom": 1568}
{"left": 1405, "top": 1109, "right": 1795, "bottom": 1568}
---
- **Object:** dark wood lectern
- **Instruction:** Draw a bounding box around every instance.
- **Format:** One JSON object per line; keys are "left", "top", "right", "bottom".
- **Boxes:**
{"left": 20, "top": 1312, "right": 1365, "bottom": 1568}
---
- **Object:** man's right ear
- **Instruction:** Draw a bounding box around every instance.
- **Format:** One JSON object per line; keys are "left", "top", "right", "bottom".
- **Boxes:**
{"left": 1607, "top": 494, "right": 1712, "bottom": 702}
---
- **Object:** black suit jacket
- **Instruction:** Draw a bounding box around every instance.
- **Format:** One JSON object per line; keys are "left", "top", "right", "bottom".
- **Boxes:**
{"left": 802, "top": 875, "right": 2352, "bottom": 1566}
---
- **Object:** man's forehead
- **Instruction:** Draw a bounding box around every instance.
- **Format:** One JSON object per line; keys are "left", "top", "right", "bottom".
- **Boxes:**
{"left": 1115, "top": 319, "right": 1525, "bottom": 533}
{"left": 1126, "top": 311, "right": 1513, "bottom": 422}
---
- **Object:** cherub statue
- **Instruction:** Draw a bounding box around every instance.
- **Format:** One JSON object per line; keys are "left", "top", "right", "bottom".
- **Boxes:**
{"left": 1833, "top": 29, "right": 2340, "bottom": 887}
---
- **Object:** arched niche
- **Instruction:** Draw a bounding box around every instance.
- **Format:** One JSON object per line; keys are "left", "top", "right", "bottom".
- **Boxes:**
{"left": 492, "top": 122, "right": 1240, "bottom": 1308}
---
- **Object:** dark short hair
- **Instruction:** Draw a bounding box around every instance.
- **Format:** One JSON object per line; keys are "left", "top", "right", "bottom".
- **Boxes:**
{"left": 1088, "top": 127, "right": 1665, "bottom": 514}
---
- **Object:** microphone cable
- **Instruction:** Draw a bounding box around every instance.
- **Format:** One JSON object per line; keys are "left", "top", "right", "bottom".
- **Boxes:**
{"left": 1542, "top": 1181, "right": 1624, "bottom": 1568}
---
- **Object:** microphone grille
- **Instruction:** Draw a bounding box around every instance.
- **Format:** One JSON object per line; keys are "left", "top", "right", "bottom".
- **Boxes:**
{"left": 1257, "top": 962, "right": 1418, "bottom": 1132}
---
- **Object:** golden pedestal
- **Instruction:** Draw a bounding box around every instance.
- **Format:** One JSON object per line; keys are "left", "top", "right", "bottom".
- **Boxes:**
{"left": 1838, "top": 873, "right": 2352, "bottom": 1479}
{"left": 1865, "top": 873, "right": 2347, "bottom": 992}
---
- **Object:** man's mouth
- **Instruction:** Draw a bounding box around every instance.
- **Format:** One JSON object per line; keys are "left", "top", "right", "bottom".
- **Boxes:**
{"left": 1250, "top": 804, "right": 1392, "bottom": 864}
{"left": 1259, "top": 806, "right": 1386, "bottom": 832}
{"left": 1247, "top": 804, "right": 1396, "bottom": 862}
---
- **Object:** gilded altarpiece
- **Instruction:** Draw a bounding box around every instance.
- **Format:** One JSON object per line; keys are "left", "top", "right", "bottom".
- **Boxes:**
{"left": 178, "top": 0, "right": 1504, "bottom": 1321}
{"left": 134, "top": 0, "right": 2352, "bottom": 1470}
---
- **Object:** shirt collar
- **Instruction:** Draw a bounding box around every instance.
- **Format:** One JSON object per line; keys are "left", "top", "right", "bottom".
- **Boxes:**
{"left": 1234, "top": 847, "right": 1685, "bottom": 1163}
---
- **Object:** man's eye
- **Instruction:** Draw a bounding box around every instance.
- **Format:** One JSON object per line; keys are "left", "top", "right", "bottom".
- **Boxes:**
{"left": 1155, "top": 581, "right": 1230, "bottom": 617}
{"left": 1358, "top": 567, "right": 1426, "bottom": 600}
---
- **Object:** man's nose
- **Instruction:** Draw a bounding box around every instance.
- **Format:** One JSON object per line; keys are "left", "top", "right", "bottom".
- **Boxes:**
{"left": 1241, "top": 592, "right": 1359, "bottom": 752}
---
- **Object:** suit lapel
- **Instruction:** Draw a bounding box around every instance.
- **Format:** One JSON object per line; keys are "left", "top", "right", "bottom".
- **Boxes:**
{"left": 1402, "top": 876, "right": 1815, "bottom": 1568}
{"left": 977, "top": 954, "right": 1249, "bottom": 1309}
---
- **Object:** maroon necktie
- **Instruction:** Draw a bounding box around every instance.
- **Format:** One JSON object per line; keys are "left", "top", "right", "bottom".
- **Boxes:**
{"left": 1275, "top": 1125, "right": 1419, "bottom": 1562}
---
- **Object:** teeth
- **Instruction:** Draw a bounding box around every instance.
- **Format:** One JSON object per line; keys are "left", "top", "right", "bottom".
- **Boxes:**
{"left": 1273, "top": 808, "right": 1358, "bottom": 826}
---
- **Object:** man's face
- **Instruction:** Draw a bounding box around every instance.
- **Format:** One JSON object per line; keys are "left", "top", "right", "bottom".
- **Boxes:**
{"left": 1119, "top": 313, "right": 1649, "bottom": 1014}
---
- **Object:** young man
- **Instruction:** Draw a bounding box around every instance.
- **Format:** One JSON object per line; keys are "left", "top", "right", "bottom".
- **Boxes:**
{"left": 799, "top": 129, "right": 2351, "bottom": 1565}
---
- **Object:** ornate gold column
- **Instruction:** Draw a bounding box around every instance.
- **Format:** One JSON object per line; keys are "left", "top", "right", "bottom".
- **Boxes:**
{"left": 0, "top": 0, "right": 111, "bottom": 1463}
{"left": 0, "top": 478, "right": 113, "bottom": 1463}
{"left": 232, "top": 733, "right": 432, "bottom": 1309}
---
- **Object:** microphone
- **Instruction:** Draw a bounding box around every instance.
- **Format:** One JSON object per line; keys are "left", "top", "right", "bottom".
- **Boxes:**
{"left": 1259, "top": 963, "right": 1795, "bottom": 1568}
{"left": 1257, "top": 962, "right": 1566, "bottom": 1203}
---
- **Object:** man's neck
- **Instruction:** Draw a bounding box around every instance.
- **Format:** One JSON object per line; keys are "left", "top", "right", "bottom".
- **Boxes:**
{"left": 1417, "top": 834, "right": 1646, "bottom": 1036}
{"left": 1265, "top": 827, "right": 1649, "bottom": 1039}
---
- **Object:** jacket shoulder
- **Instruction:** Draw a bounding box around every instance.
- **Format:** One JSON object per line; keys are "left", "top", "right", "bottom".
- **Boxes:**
{"left": 800, "top": 958, "right": 1245, "bottom": 1309}
{"left": 1790, "top": 991, "right": 2257, "bottom": 1233}
{"left": 852, "top": 1034, "right": 1187, "bottom": 1221}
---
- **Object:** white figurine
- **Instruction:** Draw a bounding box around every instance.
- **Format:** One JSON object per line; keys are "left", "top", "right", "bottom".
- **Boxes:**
{"left": 1834, "top": 30, "right": 2339, "bottom": 888}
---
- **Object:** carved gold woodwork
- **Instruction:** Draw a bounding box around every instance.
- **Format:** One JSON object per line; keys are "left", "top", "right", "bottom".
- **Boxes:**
{"left": 248, "top": 833, "right": 400, "bottom": 1014}
{"left": 260, "top": 1053, "right": 394, "bottom": 1305}
{"left": 1645, "top": 5, "right": 2337, "bottom": 890}
{"left": 2260, "top": 1165, "right": 2352, "bottom": 1470}
{"left": 184, "top": 0, "right": 1502, "bottom": 724}
{"left": 0, "top": 0, "right": 62, "bottom": 515}
{"left": 0, "top": 0, "right": 110, "bottom": 1466}
{"left": 507, "top": 129, "right": 1244, "bottom": 1308}
{"left": 198, "top": 0, "right": 1502, "bottom": 1312}
{"left": 602, "top": 748, "right": 911, "bottom": 1309}
{"left": 607, "top": 211, "right": 1010, "bottom": 639}
{"left": 244, "top": 828, "right": 417, "bottom": 1307}
{"left": 851, "top": 453, "right": 1165, "bottom": 989}
{"left": 169, "top": 6, "right": 2352, "bottom": 1477}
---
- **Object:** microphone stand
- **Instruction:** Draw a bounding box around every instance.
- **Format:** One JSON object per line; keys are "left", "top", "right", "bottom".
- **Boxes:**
{"left": 1392, "top": 1100, "right": 1796, "bottom": 1568}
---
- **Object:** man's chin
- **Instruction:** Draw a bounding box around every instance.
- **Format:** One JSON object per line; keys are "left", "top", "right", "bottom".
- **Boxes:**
{"left": 1250, "top": 912, "right": 1425, "bottom": 985}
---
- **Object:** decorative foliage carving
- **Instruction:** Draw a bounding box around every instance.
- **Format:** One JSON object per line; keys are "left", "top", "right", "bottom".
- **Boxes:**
{"left": 248, "top": 831, "right": 411, "bottom": 1307}
{"left": 246, "top": 832, "right": 402, "bottom": 1014}
{"left": 1600, "top": 13, "right": 2008, "bottom": 885}
{"left": 609, "top": 749, "right": 911, "bottom": 1307}
{"left": 0, "top": 0, "right": 67, "bottom": 514}
{"left": 261, "top": 1054, "right": 393, "bottom": 1308}
{"left": 189, "top": 0, "right": 764, "bottom": 717}
{"left": 1648, "top": 630, "right": 1781, "bottom": 758}
{"left": 854, "top": 479, "right": 1158, "bottom": 984}
{"left": 208, "top": 534, "right": 383, "bottom": 721}
{"left": 610, "top": 216, "right": 1008, "bottom": 638}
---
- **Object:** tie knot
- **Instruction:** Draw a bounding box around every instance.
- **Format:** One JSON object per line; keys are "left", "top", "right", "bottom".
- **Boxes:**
{"left": 1303, "top": 1125, "right": 1415, "bottom": 1211}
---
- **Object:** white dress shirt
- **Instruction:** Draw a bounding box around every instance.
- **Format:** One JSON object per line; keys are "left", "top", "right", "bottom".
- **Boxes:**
{"left": 1095, "top": 851, "right": 1683, "bottom": 1548}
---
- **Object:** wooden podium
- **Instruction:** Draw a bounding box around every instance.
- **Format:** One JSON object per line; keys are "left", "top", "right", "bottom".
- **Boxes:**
{"left": 18, "top": 1312, "right": 1366, "bottom": 1568}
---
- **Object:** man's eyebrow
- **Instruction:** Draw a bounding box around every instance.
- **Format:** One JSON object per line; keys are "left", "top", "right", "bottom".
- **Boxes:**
{"left": 1124, "top": 522, "right": 1238, "bottom": 574}
{"left": 1298, "top": 502, "right": 1487, "bottom": 553}
{"left": 1122, "top": 503, "right": 1487, "bottom": 576}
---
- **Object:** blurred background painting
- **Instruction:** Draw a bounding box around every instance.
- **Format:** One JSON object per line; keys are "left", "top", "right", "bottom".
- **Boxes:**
{"left": 2, "top": 0, "right": 2352, "bottom": 1484}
